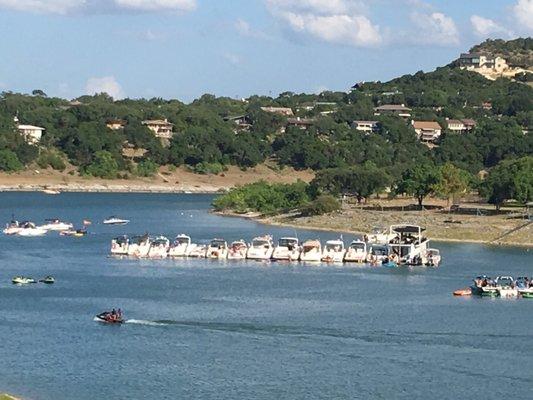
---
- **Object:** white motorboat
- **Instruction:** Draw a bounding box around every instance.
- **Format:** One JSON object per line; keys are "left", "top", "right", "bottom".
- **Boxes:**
{"left": 227, "top": 240, "right": 248, "bottom": 260}
{"left": 344, "top": 240, "right": 367, "bottom": 262}
{"left": 103, "top": 216, "right": 130, "bottom": 225}
{"left": 3, "top": 220, "right": 22, "bottom": 235}
{"left": 16, "top": 222, "right": 48, "bottom": 237}
{"left": 366, "top": 244, "right": 389, "bottom": 264}
{"left": 111, "top": 235, "right": 129, "bottom": 255}
{"left": 188, "top": 244, "right": 207, "bottom": 258}
{"left": 272, "top": 237, "right": 301, "bottom": 261}
{"left": 495, "top": 276, "right": 518, "bottom": 298}
{"left": 246, "top": 236, "right": 274, "bottom": 260}
{"left": 127, "top": 234, "right": 151, "bottom": 258}
{"left": 516, "top": 277, "right": 533, "bottom": 298}
{"left": 148, "top": 236, "right": 170, "bottom": 259}
{"left": 321, "top": 239, "right": 345, "bottom": 263}
{"left": 206, "top": 239, "right": 228, "bottom": 259}
{"left": 423, "top": 248, "right": 441, "bottom": 267}
{"left": 168, "top": 234, "right": 192, "bottom": 257}
{"left": 42, "top": 189, "right": 61, "bottom": 195}
{"left": 40, "top": 218, "right": 73, "bottom": 231}
{"left": 12, "top": 276, "right": 36, "bottom": 285}
{"left": 300, "top": 239, "right": 322, "bottom": 262}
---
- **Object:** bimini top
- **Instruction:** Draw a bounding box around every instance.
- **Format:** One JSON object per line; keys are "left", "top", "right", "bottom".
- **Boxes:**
{"left": 390, "top": 225, "right": 425, "bottom": 234}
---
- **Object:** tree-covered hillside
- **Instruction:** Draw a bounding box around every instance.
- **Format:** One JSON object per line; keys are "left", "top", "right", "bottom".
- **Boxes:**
{"left": 470, "top": 38, "right": 533, "bottom": 68}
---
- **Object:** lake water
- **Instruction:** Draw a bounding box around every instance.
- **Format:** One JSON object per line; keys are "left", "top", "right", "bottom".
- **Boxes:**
{"left": 0, "top": 192, "right": 532, "bottom": 400}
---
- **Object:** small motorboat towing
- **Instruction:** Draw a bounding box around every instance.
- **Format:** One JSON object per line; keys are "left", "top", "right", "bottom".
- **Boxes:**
{"left": 12, "top": 276, "right": 36, "bottom": 285}
{"left": 95, "top": 309, "right": 124, "bottom": 324}
{"left": 39, "top": 276, "right": 55, "bottom": 284}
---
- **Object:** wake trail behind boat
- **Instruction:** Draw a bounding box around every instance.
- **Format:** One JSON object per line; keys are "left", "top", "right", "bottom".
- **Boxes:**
{"left": 124, "top": 319, "right": 169, "bottom": 326}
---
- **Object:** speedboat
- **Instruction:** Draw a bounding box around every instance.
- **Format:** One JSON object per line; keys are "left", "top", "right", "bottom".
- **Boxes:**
{"left": 471, "top": 276, "right": 499, "bottom": 297}
{"left": 110, "top": 235, "right": 129, "bottom": 256}
{"left": 300, "top": 240, "right": 322, "bottom": 262}
{"left": 206, "top": 239, "right": 229, "bottom": 259}
{"left": 148, "top": 236, "right": 170, "bottom": 259}
{"left": 40, "top": 218, "right": 73, "bottom": 231}
{"left": 12, "top": 276, "right": 36, "bottom": 285}
{"left": 366, "top": 244, "right": 389, "bottom": 265}
{"left": 188, "top": 244, "right": 208, "bottom": 258}
{"left": 39, "top": 276, "right": 55, "bottom": 284}
{"left": 272, "top": 237, "right": 301, "bottom": 261}
{"left": 516, "top": 277, "right": 533, "bottom": 298}
{"left": 246, "top": 236, "right": 274, "bottom": 260}
{"left": 60, "top": 228, "right": 87, "bottom": 237}
{"left": 95, "top": 310, "right": 124, "bottom": 324}
{"left": 168, "top": 234, "right": 192, "bottom": 257}
{"left": 344, "top": 240, "right": 367, "bottom": 263}
{"left": 3, "top": 219, "right": 23, "bottom": 235}
{"left": 495, "top": 276, "right": 518, "bottom": 298}
{"left": 423, "top": 248, "right": 441, "bottom": 267}
{"left": 103, "top": 216, "right": 130, "bottom": 225}
{"left": 127, "top": 235, "right": 151, "bottom": 258}
{"left": 16, "top": 222, "right": 47, "bottom": 237}
{"left": 42, "top": 189, "right": 60, "bottom": 195}
{"left": 227, "top": 240, "right": 248, "bottom": 260}
{"left": 321, "top": 239, "right": 345, "bottom": 263}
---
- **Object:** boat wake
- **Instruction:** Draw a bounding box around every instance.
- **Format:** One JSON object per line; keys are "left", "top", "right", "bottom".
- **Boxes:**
{"left": 124, "top": 319, "right": 169, "bottom": 327}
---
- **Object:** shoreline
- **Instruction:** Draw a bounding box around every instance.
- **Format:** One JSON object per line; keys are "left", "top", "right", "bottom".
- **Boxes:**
{"left": 0, "top": 184, "right": 220, "bottom": 194}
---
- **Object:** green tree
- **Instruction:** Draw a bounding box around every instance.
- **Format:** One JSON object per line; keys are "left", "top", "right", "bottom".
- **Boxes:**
{"left": 85, "top": 150, "right": 119, "bottom": 178}
{"left": 0, "top": 149, "right": 23, "bottom": 171}
{"left": 396, "top": 164, "right": 440, "bottom": 208}
{"left": 136, "top": 159, "right": 158, "bottom": 177}
{"left": 435, "top": 163, "right": 471, "bottom": 205}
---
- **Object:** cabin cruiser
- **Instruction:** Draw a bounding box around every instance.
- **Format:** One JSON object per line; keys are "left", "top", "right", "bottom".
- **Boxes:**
{"left": 16, "top": 222, "right": 48, "bottom": 237}
{"left": 300, "top": 240, "right": 322, "bottom": 262}
{"left": 168, "top": 234, "right": 192, "bottom": 257}
{"left": 12, "top": 276, "right": 36, "bottom": 285}
{"left": 188, "top": 243, "right": 208, "bottom": 258}
{"left": 95, "top": 310, "right": 124, "bottom": 324}
{"left": 127, "top": 235, "right": 151, "bottom": 258}
{"left": 148, "top": 236, "right": 170, "bottom": 259}
{"left": 516, "top": 277, "right": 533, "bottom": 298}
{"left": 344, "top": 240, "right": 367, "bottom": 262}
{"left": 366, "top": 244, "right": 389, "bottom": 265}
{"left": 206, "top": 239, "right": 229, "bottom": 259}
{"left": 103, "top": 216, "right": 130, "bottom": 225}
{"left": 272, "top": 237, "right": 300, "bottom": 261}
{"left": 227, "top": 240, "right": 248, "bottom": 260}
{"left": 321, "top": 239, "right": 345, "bottom": 263}
{"left": 111, "top": 235, "right": 129, "bottom": 256}
{"left": 366, "top": 226, "right": 397, "bottom": 244}
{"left": 246, "top": 236, "right": 274, "bottom": 260}
{"left": 388, "top": 225, "right": 431, "bottom": 265}
{"left": 423, "top": 248, "right": 441, "bottom": 267}
{"left": 40, "top": 218, "right": 73, "bottom": 231}
{"left": 3, "top": 220, "right": 22, "bottom": 235}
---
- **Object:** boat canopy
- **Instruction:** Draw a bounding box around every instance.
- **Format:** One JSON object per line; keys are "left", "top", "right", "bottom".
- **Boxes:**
{"left": 391, "top": 225, "right": 425, "bottom": 234}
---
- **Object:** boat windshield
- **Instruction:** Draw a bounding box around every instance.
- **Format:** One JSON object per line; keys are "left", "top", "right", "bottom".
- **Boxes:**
{"left": 132, "top": 236, "right": 149, "bottom": 245}
{"left": 175, "top": 237, "right": 190, "bottom": 245}
{"left": 278, "top": 238, "right": 297, "bottom": 247}
{"left": 325, "top": 242, "right": 343, "bottom": 251}
{"left": 153, "top": 238, "right": 168, "bottom": 245}
{"left": 210, "top": 240, "right": 226, "bottom": 248}
{"left": 253, "top": 239, "right": 270, "bottom": 247}
{"left": 350, "top": 242, "right": 365, "bottom": 251}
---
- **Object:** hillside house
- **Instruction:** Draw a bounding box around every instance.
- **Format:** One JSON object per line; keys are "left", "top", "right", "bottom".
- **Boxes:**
{"left": 106, "top": 119, "right": 127, "bottom": 131}
{"left": 447, "top": 118, "right": 476, "bottom": 133}
{"left": 223, "top": 115, "right": 252, "bottom": 132}
{"left": 373, "top": 104, "right": 411, "bottom": 118}
{"left": 18, "top": 124, "right": 45, "bottom": 144}
{"left": 412, "top": 120, "right": 442, "bottom": 142}
{"left": 260, "top": 106, "right": 294, "bottom": 116}
{"left": 142, "top": 119, "right": 174, "bottom": 139}
{"left": 286, "top": 117, "right": 315, "bottom": 130}
{"left": 458, "top": 53, "right": 508, "bottom": 73}
{"left": 351, "top": 120, "right": 379, "bottom": 134}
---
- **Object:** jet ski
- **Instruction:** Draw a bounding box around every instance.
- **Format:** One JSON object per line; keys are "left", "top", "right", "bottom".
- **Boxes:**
{"left": 95, "top": 310, "right": 124, "bottom": 324}
{"left": 39, "top": 276, "right": 55, "bottom": 284}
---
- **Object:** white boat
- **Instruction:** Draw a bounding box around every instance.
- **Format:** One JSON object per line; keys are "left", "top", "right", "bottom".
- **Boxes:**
{"left": 365, "top": 226, "right": 397, "bottom": 244}
{"left": 127, "top": 235, "right": 151, "bottom": 258}
{"left": 366, "top": 244, "right": 389, "bottom": 264}
{"left": 12, "top": 276, "right": 36, "bottom": 285}
{"left": 103, "top": 216, "right": 130, "bottom": 225}
{"left": 495, "top": 276, "right": 518, "bottom": 298}
{"left": 42, "top": 189, "right": 60, "bottom": 195}
{"left": 3, "top": 220, "right": 22, "bottom": 235}
{"left": 423, "top": 248, "right": 441, "bottom": 267}
{"left": 188, "top": 244, "right": 207, "bottom": 258}
{"left": 206, "top": 239, "right": 228, "bottom": 259}
{"left": 300, "top": 239, "right": 322, "bottom": 262}
{"left": 110, "top": 235, "right": 129, "bottom": 255}
{"left": 344, "top": 240, "right": 367, "bottom": 262}
{"left": 388, "top": 225, "right": 431, "bottom": 265}
{"left": 168, "top": 234, "right": 192, "bottom": 257}
{"left": 321, "top": 239, "right": 345, "bottom": 263}
{"left": 272, "top": 237, "right": 301, "bottom": 261}
{"left": 516, "top": 277, "right": 533, "bottom": 298}
{"left": 148, "top": 236, "right": 170, "bottom": 259}
{"left": 16, "top": 222, "right": 48, "bottom": 237}
{"left": 227, "top": 240, "right": 248, "bottom": 260}
{"left": 39, "top": 218, "right": 73, "bottom": 231}
{"left": 246, "top": 236, "right": 274, "bottom": 260}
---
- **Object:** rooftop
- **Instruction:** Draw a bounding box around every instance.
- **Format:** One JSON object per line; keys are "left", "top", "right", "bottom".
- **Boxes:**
{"left": 374, "top": 104, "right": 411, "bottom": 111}
{"left": 412, "top": 121, "right": 442, "bottom": 130}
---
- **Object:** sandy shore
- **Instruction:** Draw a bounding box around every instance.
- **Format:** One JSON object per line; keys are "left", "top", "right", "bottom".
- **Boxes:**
{"left": 0, "top": 164, "right": 314, "bottom": 194}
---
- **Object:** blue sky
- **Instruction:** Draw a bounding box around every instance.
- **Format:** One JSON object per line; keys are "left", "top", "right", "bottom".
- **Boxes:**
{"left": 0, "top": 0, "right": 531, "bottom": 102}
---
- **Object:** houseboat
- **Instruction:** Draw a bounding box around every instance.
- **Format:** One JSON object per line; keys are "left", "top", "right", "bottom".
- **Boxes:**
{"left": 388, "top": 225, "right": 430, "bottom": 265}
{"left": 148, "top": 236, "right": 170, "bottom": 259}
{"left": 227, "top": 240, "right": 248, "bottom": 260}
{"left": 321, "top": 239, "right": 345, "bottom": 263}
{"left": 344, "top": 240, "right": 367, "bottom": 262}
{"left": 206, "top": 239, "right": 229, "bottom": 259}
{"left": 300, "top": 240, "right": 322, "bottom": 262}
{"left": 111, "top": 235, "right": 129, "bottom": 256}
{"left": 272, "top": 237, "right": 301, "bottom": 261}
{"left": 366, "top": 226, "right": 397, "bottom": 244}
{"left": 246, "top": 236, "right": 274, "bottom": 260}
{"left": 168, "top": 234, "right": 192, "bottom": 257}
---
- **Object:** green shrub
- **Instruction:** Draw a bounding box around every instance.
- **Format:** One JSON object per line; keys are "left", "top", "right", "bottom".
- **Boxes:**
{"left": 193, "top": 162, "right": 226, "bottom": 175}
{"left": 85, "top": 150, "right": 119, "bottom": 179}
{"left": 299, "top": 195, "right": 341, "bottom": 216}
{"left": 136, "top": 159, "right": 158, "bottom": 177}
{"left": 37, "top": 150, "right": 66, "bottom": 171}
{"left": 0, "top": 149, "right": 23, "bottom": 172}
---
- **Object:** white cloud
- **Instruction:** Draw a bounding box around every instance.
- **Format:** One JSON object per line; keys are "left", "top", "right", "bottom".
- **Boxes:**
{"left": 0, "top": 0, "right": 196, "bottom": 14}
{"left": 85, "top": 76, "right": 124, "bottom": 99}
{"left": 411, "top": 12, "right": 459, "bottom": 45}
{"left": 223, "top": 52, "right": 242, "bottom": 66}
{"left": 470, "top": 15, "right": 512, "bottom": 38}
{"left": 266, "top": 0, "right": 381, "bottom": 47}
{"left": 513, "top": 0, "right": 533, "bottom": 30}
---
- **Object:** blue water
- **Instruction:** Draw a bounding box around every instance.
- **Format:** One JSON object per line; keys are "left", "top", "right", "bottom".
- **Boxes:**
{"left": 0, "top": 192, "right": 531, "bottom": 400}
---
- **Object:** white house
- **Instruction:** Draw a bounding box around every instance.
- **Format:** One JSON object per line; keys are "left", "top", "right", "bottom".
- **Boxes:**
{"left": 15, "top": 117, "right": 45, "bottom": 144}
{"left": 352, "top": 120, "right": 379, "bottom": 134}
{"left": 142, "top": 119, "right": 174, "bottom": 139}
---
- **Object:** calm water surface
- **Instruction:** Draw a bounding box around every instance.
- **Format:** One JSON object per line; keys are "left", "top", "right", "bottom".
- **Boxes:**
{"left": 0, "top": 192, "right": 531, "bottom": 400}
